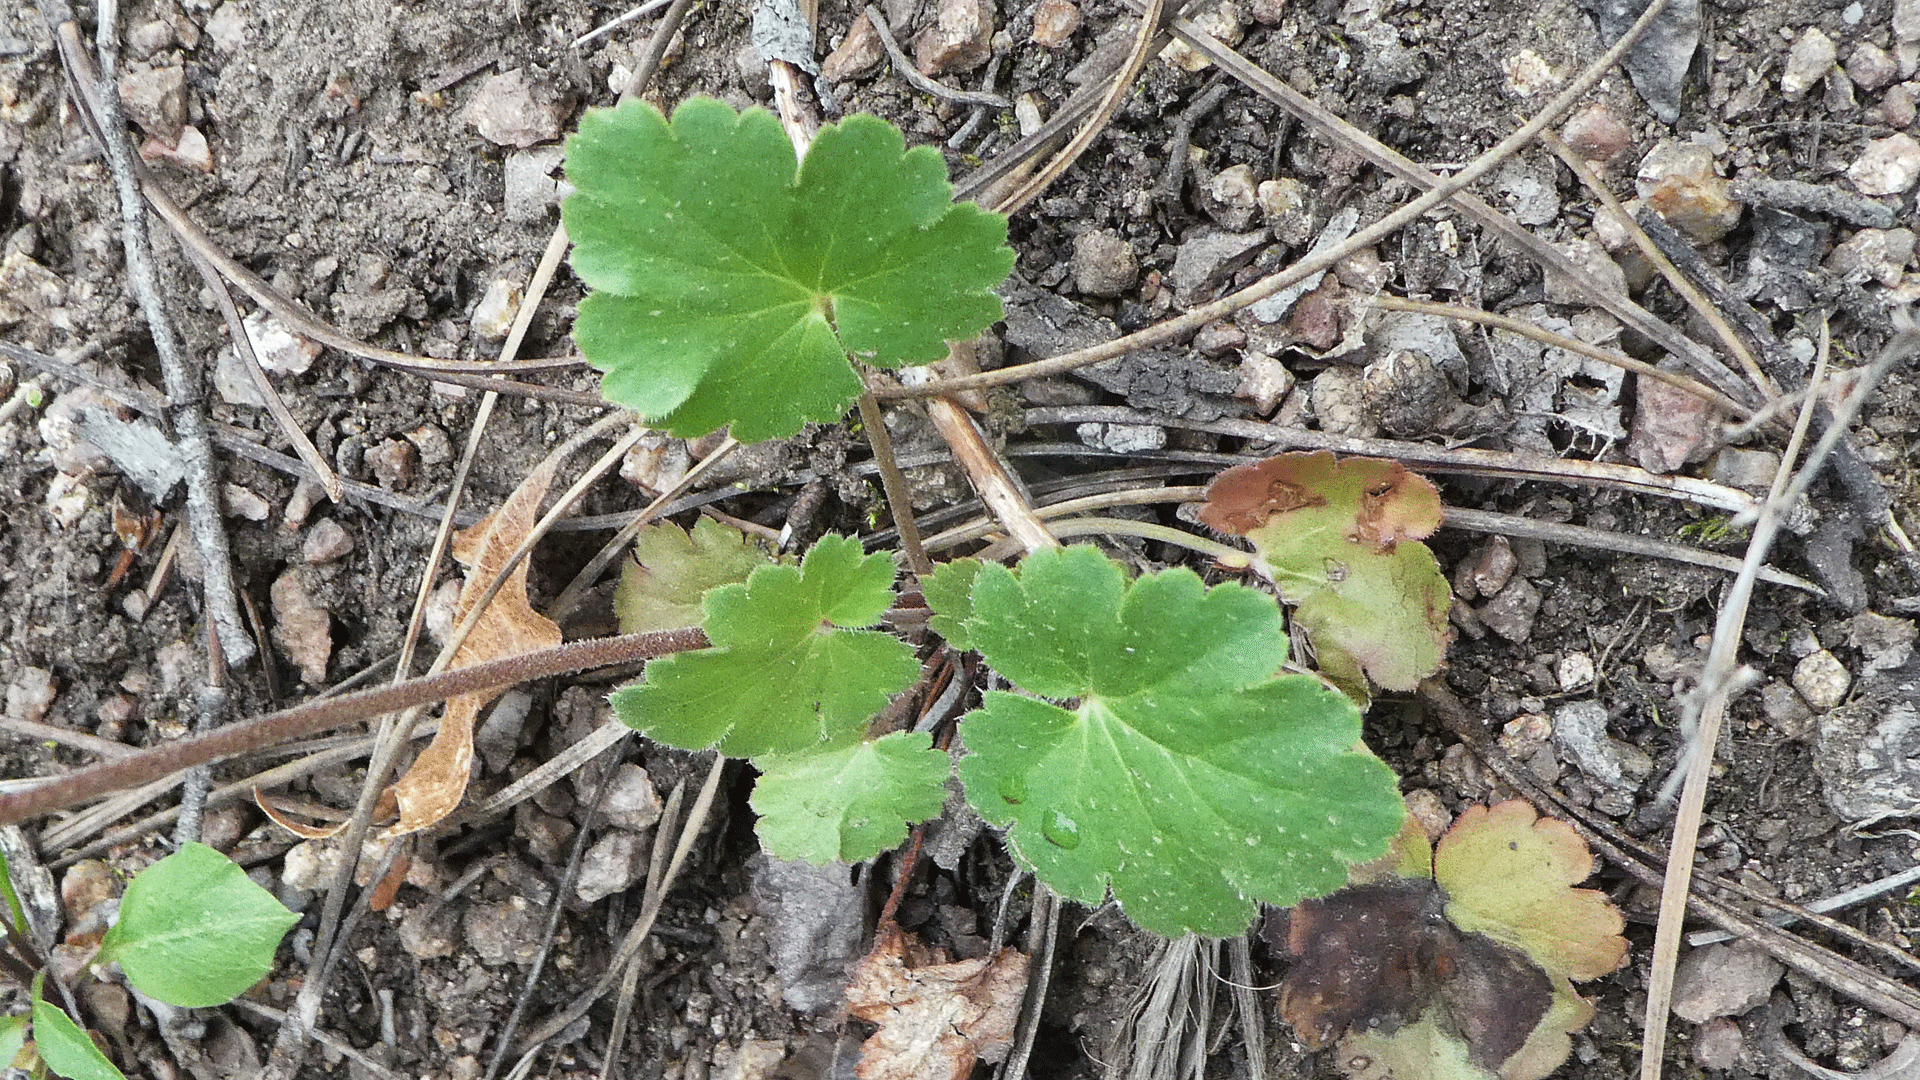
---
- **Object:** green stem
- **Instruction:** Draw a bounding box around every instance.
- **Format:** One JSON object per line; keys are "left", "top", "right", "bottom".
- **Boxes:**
{"left": 980, "top": 517, "right": 1253, "bottom": 566}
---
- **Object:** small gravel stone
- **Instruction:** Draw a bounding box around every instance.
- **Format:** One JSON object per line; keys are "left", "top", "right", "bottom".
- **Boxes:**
{"left": 1477, "top": 577, "right": 1542, "bottom": 643}
{"left": 1782, "top": 28, "right": 1838, "bottom": 100}
{"left": 1848, "top": 133, "right": 1920, "bottom": 195}
{"left": 603, "top": 765, "right": 665, "bottom": 830}
{"left": 470, "top": 278, "right": 523, "bottom": 341}
{"left": 118, "top": 64, "right": 186, "bottom": 143}
{"left": 1560, "top": 103, "right": 1634, "bottom": 166}
{"left": 1671, "top": 942, "right": 1782, "bottom": 1022}
{"left": 504, "top": 147, "right": 567, "bottom": 224}
{"left": 1169, "top": 229, "right": 1267, "bottom": 304}
{"left": 1308, "top": 367, "right": 1373, "bottom": 437}
{"left": 221, "top": 483, "right": 270, "bottom": 522}
{"left": 365, "top": 437, "right": 419, "bottom": 492}
{"left": 1558, "top": 652, "right": 1596, "bottom": 691}
{"left": 204, "top": 3, "right": 246, "bottom": 50}
{"left": 1545, "top": 238, "right": 1627, "bottom": 303}
{"left": 1030, "top": 0, "right": 1081, "bottom": 47}
{"left": 1454, "top": 537, "right": 1516, "bottom": 600}
{"left": 1553, "top": 699, "right": 1653, "bottom": 792}
{"left": 1071, "top": 229, "right": 1138, "bottom": 297}
{"left": 576, "top": 831, "right": 648, "bottom": 903}
{"left": 1708, "top": 447, "right": 1781, "bottom": 493}
{"left": 1234, "top": 351, "right": 1293, "bottom": 414}
{"left": 914, "top": 0, "right": 994, "bottom": 76}
{"left": 60, "top": 860, "right": 117, "bottom": 927}
{"left": 280, "top": 840, "right": 345, "bottom": 894}
{"left": 6, "top": 666, "right": 57, "bottom": 724}
{"left": 270, "top": 569, "right": 332, "bottom": 686}
{"left": 1827, "top": 227, "right": 1917, "bottom": 286}
{"left": 1160, "top": 1, "right": 1244, "bottom": 72}
{"left": 821, "top": 15, "right": 883, "bottom": 82}
{"left": 126, "top": 19, "right": 173, "bottom": 59}
{"left": 1760, "top": 680, "right": 1815, "bottom": 739}
{"left": 1193, "top": 321, "right": 1245, "bottom": 356}
{"left": 465, "top": 69, "right": 570, "bottom": 148}
{"left": 1628, "top": 370, "right": 1719, "bottom": 473}
{"left": 398, "top": 903, "right": 459, "bottom": 959}
{"left": 1792, "top": 649, "right": 1852, "bottom": 710}
{"left": 405, "top": 423, "right": 453, "bottom": 466}
{"left": 1900, "top": 0, "right": 1920, "bottom": 43}
{"left": 1692, "top": 1017, "right": 1744, "bottom": 1070}
{"left": 1637, "top": 141, "right": 1743, "bottom": 242}
{"left": 1848, "top": 42, "right": 1900, "bottom": 90}
{"left": 463, "top": 897, "right": 545, "bottom": 965}
{"left": 141, "top": 125, "right": 212, "bottom": 172}
{"left": 244, "top": 310, "right": 321, "bottom": 377}
{"left": 1256, "top": 178, "right": 1314, "bottom": 246}
{"left": 514, "top": 803, "right": 575, "bottom": 866}
{"left": 1880, "top": 83, "right": 1918, "bottom": 128}
{"left": 1201, "top": 164, "right": 1260, "bottom": 231}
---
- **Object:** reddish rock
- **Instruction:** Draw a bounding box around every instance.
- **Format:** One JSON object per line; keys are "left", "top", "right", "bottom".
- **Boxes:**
{"left": 914, "top": 0, "right": 995, "bottom": 77}
{"left": 465, "top": 69, "right": 570, "bottom": 148}
{"left": 117, "top": 64, "right": 186, "bottom": 143}
{"left": 1031, "top": 0, "right": 1081, "bottom": 48}
{"left": 822, "top": 14, "right": 885, "bottom": 82}
{"left": 1560, "top": 103, "right": 1633, "bottom": 166}
{"left": 270, "top": 569, "right": 332, "bottom": 686}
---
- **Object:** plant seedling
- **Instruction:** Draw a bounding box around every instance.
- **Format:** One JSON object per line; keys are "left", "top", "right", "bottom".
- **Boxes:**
{"left": 3, "top": 843, "right": 296, "bottom": 1079}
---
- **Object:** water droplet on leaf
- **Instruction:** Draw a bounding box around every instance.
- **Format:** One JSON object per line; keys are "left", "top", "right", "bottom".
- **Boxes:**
{"left": 1041, "top": 809, "right": 1081, "bottom": 849}
{"left": 998, "top": 776, "right": 1028, "bottom": 806}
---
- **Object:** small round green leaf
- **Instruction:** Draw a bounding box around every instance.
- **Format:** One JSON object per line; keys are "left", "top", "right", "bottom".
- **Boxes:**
{"left": 98, "top": 843, "right": 297, "bottom": 1008}
{"left": 564, "top": 97, "right": 1014, "bottom": 442}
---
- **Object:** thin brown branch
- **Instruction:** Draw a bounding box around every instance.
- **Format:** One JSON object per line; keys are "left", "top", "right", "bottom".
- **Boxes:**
{"left": 0, "top": 629, "right": 706, "bottom": 828}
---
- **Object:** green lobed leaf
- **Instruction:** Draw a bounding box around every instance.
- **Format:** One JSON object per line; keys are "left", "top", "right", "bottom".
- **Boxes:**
{"left": 564, "top": 97, "right": 1015, "bottom": 442}
{"left": 97, "top": 843, "right": 296, "bottom": 1008}
{"left": 920, "top": 557, "right": 982, "bottom": 650}
{"left": 33, "top": 988, "right": 125, "bottom": 1080}
{"left": 611, "top": 535, "right": 920, "bottom": 757}
{"left": 1200, "top": 452, "right": 1451, "bottom": 692}
{"left": 614, "top": 517, "right": 774, "bottom": 635}
{"left": 938, "top": 545, "right": 1405, "bottom": 937}
{"left": 750, "top": 731, "right": 952, "bottom": 863}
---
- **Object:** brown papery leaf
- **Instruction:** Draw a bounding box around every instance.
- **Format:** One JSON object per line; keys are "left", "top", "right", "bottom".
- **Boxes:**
{"left": 384, "top": 459, "right": 563, "bottom": 836}
{"left": 845, "top": 924, "right": 1029, "bottom": 1080}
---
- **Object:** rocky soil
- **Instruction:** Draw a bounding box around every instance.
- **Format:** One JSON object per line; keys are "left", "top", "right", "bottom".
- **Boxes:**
{"left": 5, "top": 0, "right": 1920, "bottom": 1076}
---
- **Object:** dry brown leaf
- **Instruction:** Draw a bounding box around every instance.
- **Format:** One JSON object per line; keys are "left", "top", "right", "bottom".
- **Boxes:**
{"left": 384, "top": 459, "right": 563, "bottom": 836}
{"left": 844, "top": 924, "right": 1028, "bottom": 1080}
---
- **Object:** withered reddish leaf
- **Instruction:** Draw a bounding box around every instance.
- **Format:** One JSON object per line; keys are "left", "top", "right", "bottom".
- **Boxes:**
{"left": 845, "top": 925, "right": 1029, "bottom": 1080}
{"left": 1277, "top": 878, "right": 1550, "bottom": 1069}
{"left": 1199, "top": 451, "right": 1441, "bottom": 543}
{"left": 1435, "top": 801, "right": 1628, "bottom": 983}
{"left": 1278, "top": 802, "right": 1626, "bottom": 1080}
{"left": 1199, "top": 452, "right": 1450, "bottom": 692}
{"left": 1278, "top": 880, "right": 1441, "bottom": 1049}
{"left": 385, "top": 459, "right": 564, "bottom": 837}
